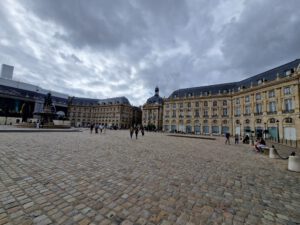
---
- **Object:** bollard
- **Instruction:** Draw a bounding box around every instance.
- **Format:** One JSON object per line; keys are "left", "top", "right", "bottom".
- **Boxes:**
{"left": 269, "top": 148, "right": 279, "bottom": 159}
{"left": 288, "top": 156, "right": 300, "bottom": 172}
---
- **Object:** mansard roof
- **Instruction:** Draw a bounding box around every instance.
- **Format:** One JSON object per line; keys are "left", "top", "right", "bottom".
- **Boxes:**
{"left": 71, "top": 96, "right": 131, "bottom": 106}
{"left": 169, "top": 59, "right": 300, "bottom": 98}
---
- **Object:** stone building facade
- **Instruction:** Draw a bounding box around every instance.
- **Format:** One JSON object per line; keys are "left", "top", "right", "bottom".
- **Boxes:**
{"left": 142, "top": 87, "right": 164, "bottom": 130}
{"left": 159, "top": 59, "right": 300, "bottom": 144}
{"left": 68, "top": 96, "right": 133, "bottom": 128}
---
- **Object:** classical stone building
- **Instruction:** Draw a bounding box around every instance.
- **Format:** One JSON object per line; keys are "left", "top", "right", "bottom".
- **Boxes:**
{"left": 161, "top": 59, "right": 300, "bottom": 145}
{"left": 142, "top": 87, "right": 164, "bottom": 130}
{"left": 68, "top": 96, "right": 133, "bottom": 128}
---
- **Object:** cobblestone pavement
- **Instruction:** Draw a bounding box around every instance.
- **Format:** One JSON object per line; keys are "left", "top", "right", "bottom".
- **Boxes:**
{"left": 0, "top": 130, "right": 299, "bottom": 225}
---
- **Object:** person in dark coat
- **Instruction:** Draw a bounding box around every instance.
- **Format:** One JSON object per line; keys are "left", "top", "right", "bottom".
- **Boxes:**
{"left": 129, "top": 126, "right": 134, "bottom": 139}
{"left": 90, "top": 123, "right": 94, "bottom": 134}
{"left": 135, "top": 127, "right": 139, "bottom": 139}
{"left": 141, "top": 126, "right": 145, "bottom": 136}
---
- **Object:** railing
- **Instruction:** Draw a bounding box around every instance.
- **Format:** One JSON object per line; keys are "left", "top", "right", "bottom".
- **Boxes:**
{"left": 212, "top": 115, "right": 218, "bottom": 118}
{"left": 254, "top": 112, "right": 263, "bottom": 116}
{"left": 203, "top": 115, "right": 209, "bottom": 118}
{"left": 267, "top": 111, "right": 277, "bottom": 115}
{"left": 243, "top": 113, "right": 251, "bottom": 116}
{"left": 221, "top": 115, "right": 229, "bottom": 118}
{"left": 234, "top": 114, "right": 241, "bottom": 117}
{"left": 282, "top": 109, "right": 295, "bottom": 114}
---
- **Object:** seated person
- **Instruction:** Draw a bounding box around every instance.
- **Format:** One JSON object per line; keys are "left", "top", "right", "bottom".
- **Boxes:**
{"left": 255, "top": 138, "right": 266, "bottom": 152}
{"left": 243, "top": 135, "right": 250, "bottom": 144}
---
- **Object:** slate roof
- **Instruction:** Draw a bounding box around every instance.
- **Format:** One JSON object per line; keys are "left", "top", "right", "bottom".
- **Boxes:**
{"left": 169, "top": 59, "right": 300, "bottom": 98}
{"left": 71, "top": 96, "right": 131, "bottom": 106}
{"left": 146, "top": 95, "right": 163, "bottom": 104}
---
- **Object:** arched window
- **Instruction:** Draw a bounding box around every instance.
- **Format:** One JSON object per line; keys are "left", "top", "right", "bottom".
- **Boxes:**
{"left": 285, "top": 118, "right": 293, "bottom": 123}
{"left": 236, "top": 120, "right": 240, "bottom": 124}
{"left": 245, "top": 119, "right": 250, "bottom": 124}
{"left": 269, "top": 118, "right": 276, "bottom": 123}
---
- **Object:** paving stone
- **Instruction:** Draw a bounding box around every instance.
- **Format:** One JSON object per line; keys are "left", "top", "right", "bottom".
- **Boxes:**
{"left": 0, "top": 131, "right": 299, "bottom": 224}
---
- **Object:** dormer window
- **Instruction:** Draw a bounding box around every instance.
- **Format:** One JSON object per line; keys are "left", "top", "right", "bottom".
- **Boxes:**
{"left": 188, "top": 93, "right": 192, "bottom": 97}
{"left": 174, "top": 94, "right": 177, "bottom": 98}
{"left": 285, "top": 69, "right": 294, "bottom": 76}
{"left": 257, "top": 79, "right": 263, "bottom": 85}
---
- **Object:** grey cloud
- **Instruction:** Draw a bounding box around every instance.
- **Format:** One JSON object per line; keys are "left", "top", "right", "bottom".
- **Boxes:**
{"left": 0, "top": 0, "right": 299, "bottom": 106}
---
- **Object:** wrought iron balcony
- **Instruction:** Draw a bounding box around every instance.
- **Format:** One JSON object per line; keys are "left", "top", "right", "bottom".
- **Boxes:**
{"left": 254, "top": 112, "right": 263, "bottom": 116}
{"left": 267, "top": 111, "right": 277, "bottom": 115}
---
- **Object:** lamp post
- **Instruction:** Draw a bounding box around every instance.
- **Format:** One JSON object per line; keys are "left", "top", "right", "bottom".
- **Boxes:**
{"left": 276, "top": 120, "right": 280, "bottom": 143}
{"left": 264, "top": 122, "right": 267, "bottom": 139}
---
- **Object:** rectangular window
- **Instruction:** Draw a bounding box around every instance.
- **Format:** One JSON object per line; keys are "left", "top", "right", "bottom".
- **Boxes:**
{"left": 268, "top": 90, "right": 275, "bottom": 98}
{"left": 245, "top": 95, "right": 250, "bottom": 102}
{"left": 269, "top": 102, "right": 276, "bottom": 112}
{"left": 195, "top": 109, "right": 200, "bottom": 117}
{"left": 195, "top": 102, "right": 199, "bottom": 107}
{"left": 235, "top": 106, "right": 241, "bottom": 116}
{"left": 256, "top": 103, "right": 262, "bottom": 113}
{"left": 236, "top": 98, "right": 240, "bottom": 104}
{"left": 204, "top": 110, "right": 208, "bottom": 116}
{"left": 223, "top": 108, "right": 227, "bottom": 116}
{"left": 180, "top": 103, "right": 183, "bottom": 108}
{"left": 256, "top": 93, "right": 261, "bottom": 100}
{"left": 173, "top": 103, "right": 176, "bottom": 109}
{"left": 166, "top": 104, "right": 169, "bottom": 108}
{"left": 187, "top": 102, "right": 191, "bottom": 108}
{"left": 212, "top": 108, "right": 218, "bottom": 116}
{"left": 245, "top": 105, "right": 251, "bottom": 114}
{"left": 223, "top": 100, "right": 227, "bottom": 106}
{"left": 284, "top": 99, "right": 293, "bottom": 111}
{"left": 172, "top": 110, "right": 176, "bottom": 117}
{"left": 284, "top": 86, "right": 291, "bottom": 95}
{"left": 212, "top": 126, "right": 219, "bottom": 134}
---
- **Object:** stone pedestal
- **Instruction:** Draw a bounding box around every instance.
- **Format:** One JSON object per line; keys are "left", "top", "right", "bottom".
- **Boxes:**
{"left": 288, "top": 156, "right": 300, "bottom": 172}
{"left": 269, "top": 148, "right": 279, "bottom": 159}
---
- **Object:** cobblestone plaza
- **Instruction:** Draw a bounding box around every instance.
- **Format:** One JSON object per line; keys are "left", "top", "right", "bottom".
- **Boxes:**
{"left": 0, "top": 131, "right": 299, "bottom": 225}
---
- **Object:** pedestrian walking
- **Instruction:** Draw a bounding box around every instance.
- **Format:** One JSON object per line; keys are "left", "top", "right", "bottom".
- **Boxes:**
{"left": 95, "top": 124, "right": 99, "bottom": 134}
{"left": 235, "top": 134, "right": 239, "bottom": 144}
{"left": 225, "top": 132, "right": 230, "bottom": 144}
{"left": 135, "top": 127, "right": 139, "bottom": 139}
{"left": 90, "top": 123, "right": 94, "bottom": 134}
{"left": 130, "top": 126, "right": 134, "bottom": 139}
{"left": 100, "top": 124, "right": 103, "bottom": 133}
{"left": 141, "top": 126, "right": 145, "bottom": 136}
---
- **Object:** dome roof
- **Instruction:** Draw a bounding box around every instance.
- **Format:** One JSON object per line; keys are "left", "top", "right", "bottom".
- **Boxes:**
{"left": 146, "top": 95, "right": 163, "bottom": 104}
{"left": 146, "top": 87, "right": 163, "bottom": 104}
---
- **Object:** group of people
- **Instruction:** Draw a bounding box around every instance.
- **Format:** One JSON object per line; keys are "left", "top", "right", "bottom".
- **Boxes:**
{"left": 225, "top": 132, "right": 267, "bottom": 153}
{"left": 129, "top": 126, "right": 145, "bottom": 139}
{"left": 90, "top": 123, "right": 106, "bottom": 134}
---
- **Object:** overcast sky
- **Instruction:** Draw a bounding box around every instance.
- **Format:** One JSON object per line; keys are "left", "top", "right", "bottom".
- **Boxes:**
{"left": 0, "top": 0, "right": 299, "bottom": 105}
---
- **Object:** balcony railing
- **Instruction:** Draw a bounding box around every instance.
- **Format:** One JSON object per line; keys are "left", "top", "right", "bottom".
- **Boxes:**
{"left": 203, "top": 115, "right": 209, "bottom": 118}
{"left": 254, "top": 112, "right": 263, "bottom": 116}
{"left": 243, "top": 113, "right": 251, "bottom": 116}
{"left": 221, "top": 115, "right": 229, "bottom": 118}
{"left": 267, "top": 111, "right": 277, "bottom": 115}
{"left": 282, "top": 109, "right": 294, "bottom": 114}
{"left": 212, "top": 115, "right": 218, "bottom": 118}
{"left": 234, "top": 114, "right": 241, "bottom": 117}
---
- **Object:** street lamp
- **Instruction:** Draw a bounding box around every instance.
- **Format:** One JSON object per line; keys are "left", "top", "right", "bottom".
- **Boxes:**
{"left": 264, "top": 122, "right": 267, "bottom": 139}
{"left": 276, "top": 120, "right": 280, "bottom": 143}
